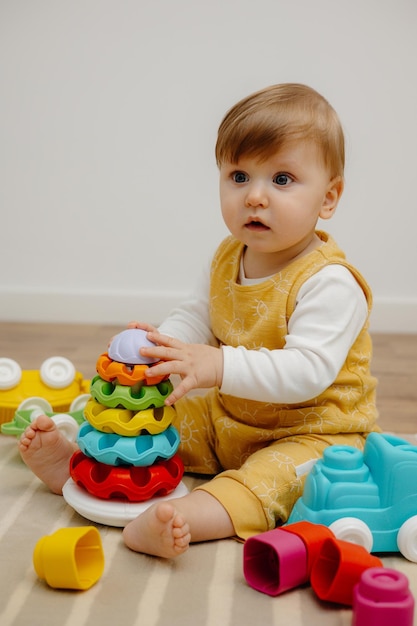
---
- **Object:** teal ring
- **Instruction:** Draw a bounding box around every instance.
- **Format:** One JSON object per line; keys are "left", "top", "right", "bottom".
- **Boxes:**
{"left": 77, "top": 421, "right": 180, "bottom": 467}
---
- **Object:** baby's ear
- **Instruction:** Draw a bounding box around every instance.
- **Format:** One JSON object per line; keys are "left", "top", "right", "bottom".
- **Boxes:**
{"left": 320, "top": 176, "right": 344, "bottom": 220}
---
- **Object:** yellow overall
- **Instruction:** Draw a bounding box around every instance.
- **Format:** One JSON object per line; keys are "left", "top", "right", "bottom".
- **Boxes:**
{"left": 172, "top": 232, "right": 379, "bottom": 538}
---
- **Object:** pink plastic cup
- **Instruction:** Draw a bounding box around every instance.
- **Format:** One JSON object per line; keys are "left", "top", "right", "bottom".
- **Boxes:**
{"left": 352, "top": 567, "right": 414, "bottom": 626}
{"left": 243, "top": 528, "right": 308, "bottom": 596}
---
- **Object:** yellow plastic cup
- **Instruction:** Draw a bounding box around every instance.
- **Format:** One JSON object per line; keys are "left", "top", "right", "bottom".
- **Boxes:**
{"left": 33, "top": 526, "right": 104, "bottom": 590}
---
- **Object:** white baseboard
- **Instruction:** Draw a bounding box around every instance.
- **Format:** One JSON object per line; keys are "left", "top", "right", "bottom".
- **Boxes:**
{"left": 369, "top": 298, "right": 417, "bottom": 333}
{"left": 0, "top": 289, "right": 187, "bottom": 327}
{"left": 0, "top": 290, "right": 416, "bottom": 333}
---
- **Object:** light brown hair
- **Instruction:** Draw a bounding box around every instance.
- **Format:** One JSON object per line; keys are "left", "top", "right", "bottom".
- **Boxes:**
{"left": 215, "top": 83, "right": 345, "bottom": 178}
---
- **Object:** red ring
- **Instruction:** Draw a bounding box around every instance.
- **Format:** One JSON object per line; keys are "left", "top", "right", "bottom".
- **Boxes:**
{"left": 69, "top": 450, "right": 184, "bottom": 502}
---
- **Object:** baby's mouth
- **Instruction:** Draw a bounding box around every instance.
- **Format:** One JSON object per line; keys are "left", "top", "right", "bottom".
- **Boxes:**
{"left": 245, "top": 219, "right": 269, "bottom": 231}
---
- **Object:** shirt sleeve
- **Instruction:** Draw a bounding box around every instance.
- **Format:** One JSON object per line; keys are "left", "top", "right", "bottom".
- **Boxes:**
{"left": 220, "top": 264, "right": 369, "bottom": 403}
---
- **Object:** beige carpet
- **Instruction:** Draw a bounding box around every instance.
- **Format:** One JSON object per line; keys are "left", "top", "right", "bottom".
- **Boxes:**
{"left": 1, "top": 433, "right": 417, "bottom": 626}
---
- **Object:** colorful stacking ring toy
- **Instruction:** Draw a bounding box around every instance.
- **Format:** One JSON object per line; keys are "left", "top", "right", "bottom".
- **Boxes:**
{"left": 96, "top": 353, "right": 169, "bottom": 386}
{"left": 83, "top": 398, "right": 176, "bottom": 437}
{"left": 69, "top": 450, "right": 184, "bottom": 501}
{"left": 77, "top": 421, "right": 180, "bottom": 466}
{"left": 90, "top": 375, "right": 173, "bottom": 411}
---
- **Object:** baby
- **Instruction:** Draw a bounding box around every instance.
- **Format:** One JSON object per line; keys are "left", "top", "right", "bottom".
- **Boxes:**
{"left": 20, "top": 83, "right": 378, "bottom": 558}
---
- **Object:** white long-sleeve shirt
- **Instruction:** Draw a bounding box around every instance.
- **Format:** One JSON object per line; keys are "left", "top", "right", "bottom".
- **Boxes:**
{"left": 158, "top": 260, "right": 368, "bottom": 405}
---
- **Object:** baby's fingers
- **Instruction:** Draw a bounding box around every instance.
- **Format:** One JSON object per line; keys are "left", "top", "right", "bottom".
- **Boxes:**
{"left": 163, "top": 378, "right": 194, "bottom": 406}
{"left": 127, "top": 321, "right": 158, "bottom": 333}
{"left": 146, "top": 331, "right": 182, "bottom": 349}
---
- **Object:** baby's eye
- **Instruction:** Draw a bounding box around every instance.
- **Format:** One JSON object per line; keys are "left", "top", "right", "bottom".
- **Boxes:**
{"left": 273, "top": 173, "right": 293, "bottom": 186}
{"left": 232, "top": 171, "right": 249, "bottom": 184}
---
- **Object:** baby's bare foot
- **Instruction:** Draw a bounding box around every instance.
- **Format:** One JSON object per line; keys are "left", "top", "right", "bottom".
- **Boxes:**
{"left": 19, "top": 414, "right": 76, "bottom": 494}
{"left": 123, "top": 501, "right": 191, "bottom": 558}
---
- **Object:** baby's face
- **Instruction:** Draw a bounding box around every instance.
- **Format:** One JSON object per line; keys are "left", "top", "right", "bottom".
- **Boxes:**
{"left": 219, "top": 141, "right": 341, "bottom": 273}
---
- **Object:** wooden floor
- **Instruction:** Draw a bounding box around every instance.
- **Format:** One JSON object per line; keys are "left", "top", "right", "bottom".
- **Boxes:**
{"left": 1, "top": 322, "right": 416, "bottom": 433}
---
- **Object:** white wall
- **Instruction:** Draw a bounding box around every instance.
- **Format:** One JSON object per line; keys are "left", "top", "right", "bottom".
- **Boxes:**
{"left": 1, "top": 0, "right": 416, "bottom": 332}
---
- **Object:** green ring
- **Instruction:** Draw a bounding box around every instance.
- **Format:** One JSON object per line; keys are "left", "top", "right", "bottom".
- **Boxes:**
{"left": 90, "top": 375, "right": 173, "bottom": 411}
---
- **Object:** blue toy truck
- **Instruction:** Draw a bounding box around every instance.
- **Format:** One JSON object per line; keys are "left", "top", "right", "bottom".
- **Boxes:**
{"left": 287, "top": 432, "right": 417, "bottom": 561}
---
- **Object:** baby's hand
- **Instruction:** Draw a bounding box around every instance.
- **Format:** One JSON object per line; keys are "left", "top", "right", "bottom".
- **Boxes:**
{"left": 127, "top": 320, "right": 159, "bottom": 334}
{"left": 140, "top": 331, "right": 224, "bottom": 405}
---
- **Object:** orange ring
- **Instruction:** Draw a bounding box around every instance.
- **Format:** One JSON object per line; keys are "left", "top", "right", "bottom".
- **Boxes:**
{"left": 96, "top": 353, "right": 169, "bottom": 386}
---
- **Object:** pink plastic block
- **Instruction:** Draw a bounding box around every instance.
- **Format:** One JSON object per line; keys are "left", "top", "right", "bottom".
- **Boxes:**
{"left": 243, "top": 528, "right": 308, "bottom": 596}
{"left": 352, "top": 567, "right": 414, "bottom": 626}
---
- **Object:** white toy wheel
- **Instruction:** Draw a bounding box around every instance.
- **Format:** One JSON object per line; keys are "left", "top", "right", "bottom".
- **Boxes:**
{"left": 397, "top": 516, "right": 417, "bottom": 562}
{"left": 69, "top": 394, "right": 90, "bottom": 412}
{"left": 0, "top": 358, "right": 22, "bottom": 390}
{"left": 40, "top": 357, "right": 76, "bottom": 388}
{"left": 329, "top": 517, "right": 373, "bottom": 552}
{"left": 51, "top": 414, "right": 79, "bottom": 442}
{"left": 18, "top": 397, "right": 53, "bottom": 414}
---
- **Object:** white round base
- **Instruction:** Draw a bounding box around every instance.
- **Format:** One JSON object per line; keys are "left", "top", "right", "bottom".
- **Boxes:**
{"left": 62, "top": 477, "right": 189, "bottom": 527}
